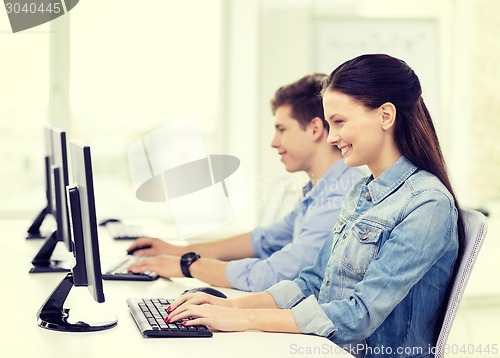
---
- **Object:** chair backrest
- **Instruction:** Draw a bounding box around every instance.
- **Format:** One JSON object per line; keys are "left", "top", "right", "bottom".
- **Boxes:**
{"left": 434, "top": 208, "right": 488, "bottom": 358}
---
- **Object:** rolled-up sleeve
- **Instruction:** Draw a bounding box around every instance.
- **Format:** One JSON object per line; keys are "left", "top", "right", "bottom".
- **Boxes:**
{"left": 266, "top": 280, "right": 305, "bottom": 308}
{"left": 266, "top": 280, "right": 337, "bottom": 338}
{"left": 292, "top": 296, "right": 337, "bottom": 338}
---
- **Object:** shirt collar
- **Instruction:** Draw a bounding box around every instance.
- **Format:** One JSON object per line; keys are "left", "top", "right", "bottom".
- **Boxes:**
{"left": 365, "top": 156, "right": 418, "bottom": 204}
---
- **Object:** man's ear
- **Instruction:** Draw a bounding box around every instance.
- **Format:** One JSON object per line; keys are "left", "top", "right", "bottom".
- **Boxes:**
{"left": 380, "top": 102, "right": 397, "bottom": 131}
{"left": 309, "top": 117, "right": 326, "bottom": 139}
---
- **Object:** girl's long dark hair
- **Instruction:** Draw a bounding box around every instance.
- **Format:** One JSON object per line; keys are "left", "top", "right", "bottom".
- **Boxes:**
{"left": 323, "top": 54, "right": 465, "bottom": 337}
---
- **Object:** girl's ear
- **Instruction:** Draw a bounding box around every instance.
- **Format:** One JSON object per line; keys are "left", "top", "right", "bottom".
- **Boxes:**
{"left": 380, "top": 102, "right": 397, "bottom": 131}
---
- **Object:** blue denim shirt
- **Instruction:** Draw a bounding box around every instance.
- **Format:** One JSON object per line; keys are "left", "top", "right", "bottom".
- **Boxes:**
{"left": 226, "top": 159, "right": 364, "bottom": 291}
{"left": 267, "top": 156, "right": 458, "bottom": 358}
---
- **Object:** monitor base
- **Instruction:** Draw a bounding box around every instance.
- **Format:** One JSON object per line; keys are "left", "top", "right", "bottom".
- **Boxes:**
{"left": 37, "top": 308, "right": 118, "bottom": 332}
{"left": 37, "top": 273, "right": 118, "bottom": 332}
{"left": 29, "top": 260, "right": 71, "bottom": 273}
{"left": 29, "top": 230, "right": 71, "bottom": 274}
{"left": 26, "top": 231, "right": 51, "bottom": 240}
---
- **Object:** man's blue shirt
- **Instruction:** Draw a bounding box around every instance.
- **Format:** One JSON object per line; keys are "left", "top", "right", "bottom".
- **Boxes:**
{"left": 226, "top": 159, "right": 364, "bottom": 291}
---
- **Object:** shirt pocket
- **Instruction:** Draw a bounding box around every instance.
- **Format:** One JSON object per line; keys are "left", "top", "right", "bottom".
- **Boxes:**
{"left": 342, "top": 222, "right": 383, "bottom": 277}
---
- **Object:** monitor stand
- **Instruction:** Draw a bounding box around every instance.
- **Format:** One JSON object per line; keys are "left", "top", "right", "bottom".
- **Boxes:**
{"left": 29, "top": 231, "right": 71, "bottom": 273}
{"left": 37, "top": 273, "right": 118, "bottom": 332}
{"left": 26, "top": 206, "right": 52, "bottom": 240}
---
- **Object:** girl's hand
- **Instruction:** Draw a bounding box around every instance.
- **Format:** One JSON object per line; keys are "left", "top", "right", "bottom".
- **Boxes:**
{"left": 167, "top": 292, "right": 300, "bottom": 335}
{"left": 127, "top": 255, "right": 183, "bottom": 277}
{"left": 169, "top": 292, "right": 235, "bottom": 311}
{"left": 167, "top": 293, "right": 249, "bottom": 332}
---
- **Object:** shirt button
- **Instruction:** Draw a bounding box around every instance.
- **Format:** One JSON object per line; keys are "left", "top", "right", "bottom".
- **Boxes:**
{"left": 365, "top": 192, "right": 372, "bottom": 201}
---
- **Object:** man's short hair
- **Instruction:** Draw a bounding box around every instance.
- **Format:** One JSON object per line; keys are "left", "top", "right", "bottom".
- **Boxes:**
{"left": 270, "top": 73, "right": 329, "bottom": 130}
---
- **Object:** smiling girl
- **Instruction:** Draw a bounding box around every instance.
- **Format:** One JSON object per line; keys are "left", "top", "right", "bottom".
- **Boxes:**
{"left": 167, "top": 54, "right": 464, "bottom": 358}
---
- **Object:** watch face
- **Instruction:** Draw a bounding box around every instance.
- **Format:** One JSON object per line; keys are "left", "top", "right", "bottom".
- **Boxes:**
{"left": 182, "top": 252, "right": 200, "bottom": 264}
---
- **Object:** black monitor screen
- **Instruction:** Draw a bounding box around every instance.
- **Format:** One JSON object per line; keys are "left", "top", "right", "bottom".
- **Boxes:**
{"left": 37, "top": 140, "right": 117, "bottom": 332}
{"left": 44, "top": 124, "right": 55, "bottom": 214}
{"left": 51, "top": 127, "right": 72, "bottom": 252}
{"left": 29, "top": 127, "right": 72, "bottom": 273}
{"left": 67, "top": 140, "right": 105, "bottom": 302}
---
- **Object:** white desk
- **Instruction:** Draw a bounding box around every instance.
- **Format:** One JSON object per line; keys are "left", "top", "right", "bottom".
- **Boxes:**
{"left": 0, "top": 219, "right": 353, "bottom": 358}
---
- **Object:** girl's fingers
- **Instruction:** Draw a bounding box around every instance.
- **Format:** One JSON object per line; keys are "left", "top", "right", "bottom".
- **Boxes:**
{"left": 169, "top": 293, "right": 197, "bottom": 311}
{"left": 169, "top": 303, "right": 199, "bottom": 321}
{"left": 182, "top": 317, "right": 213, "bottom": 329}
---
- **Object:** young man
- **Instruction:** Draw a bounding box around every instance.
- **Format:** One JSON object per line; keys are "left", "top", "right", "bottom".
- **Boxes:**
{"left": 127, "top": 74, "right": 364, "bottom": 291}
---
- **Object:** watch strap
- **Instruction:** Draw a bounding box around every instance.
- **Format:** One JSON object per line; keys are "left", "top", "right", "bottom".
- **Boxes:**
{"left": 180, "top": 252, "right": 200, "bottom": 278}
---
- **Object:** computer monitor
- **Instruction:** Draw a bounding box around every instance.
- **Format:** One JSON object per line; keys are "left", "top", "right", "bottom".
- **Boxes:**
{"left": 26, "top": 125, "right": 55, "bottom": 239}
{"left": 30, "top": 127, "right": 73, "bottom": 273}
{"left": 52, "top": 127, "right": 73, "bottom": 252}
{"left": 37, "top": 140, "right": 117, "bottom": 332}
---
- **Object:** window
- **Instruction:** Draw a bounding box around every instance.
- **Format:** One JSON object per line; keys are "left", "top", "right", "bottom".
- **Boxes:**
{"left": 0, "top": 21, "right": 50, "bottom": 217}
{"left": 0, "top": 0, "right": 223, "bottom": 221}
{"left": 68, "top": 0, "right": 222, "bottom": 220}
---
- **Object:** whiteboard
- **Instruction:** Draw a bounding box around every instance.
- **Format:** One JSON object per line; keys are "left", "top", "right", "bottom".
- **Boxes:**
{"left": 313, "top": 18, "right": 440, "bottom": 119}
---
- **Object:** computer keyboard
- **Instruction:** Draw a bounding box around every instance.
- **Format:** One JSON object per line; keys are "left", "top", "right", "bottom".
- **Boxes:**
{"left": 102, "top": 255, "right": 159, "bottom": 281}
{"left": 103, "top": 221, "right": 150, "bottom": 240}
{"left": 127, "top": 298, "right": 212, "bottom": 337}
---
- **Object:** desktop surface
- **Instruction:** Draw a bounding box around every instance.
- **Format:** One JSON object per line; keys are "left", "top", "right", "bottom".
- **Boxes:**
{"left": 0, "top": 219, "right": 353, "bottom": 358}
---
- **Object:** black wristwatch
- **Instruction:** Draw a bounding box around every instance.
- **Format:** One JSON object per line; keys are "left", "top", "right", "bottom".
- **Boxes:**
{"left": 180, "top": 252, "right": 200, "bottom": 278}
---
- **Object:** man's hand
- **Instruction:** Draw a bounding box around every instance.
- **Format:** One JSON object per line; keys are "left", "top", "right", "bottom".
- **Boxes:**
{"left": 126, "top": 237, "right": 185, "bottom": 256}
{"left": 127, "top": 254, "right": 183, "bottom": 277}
